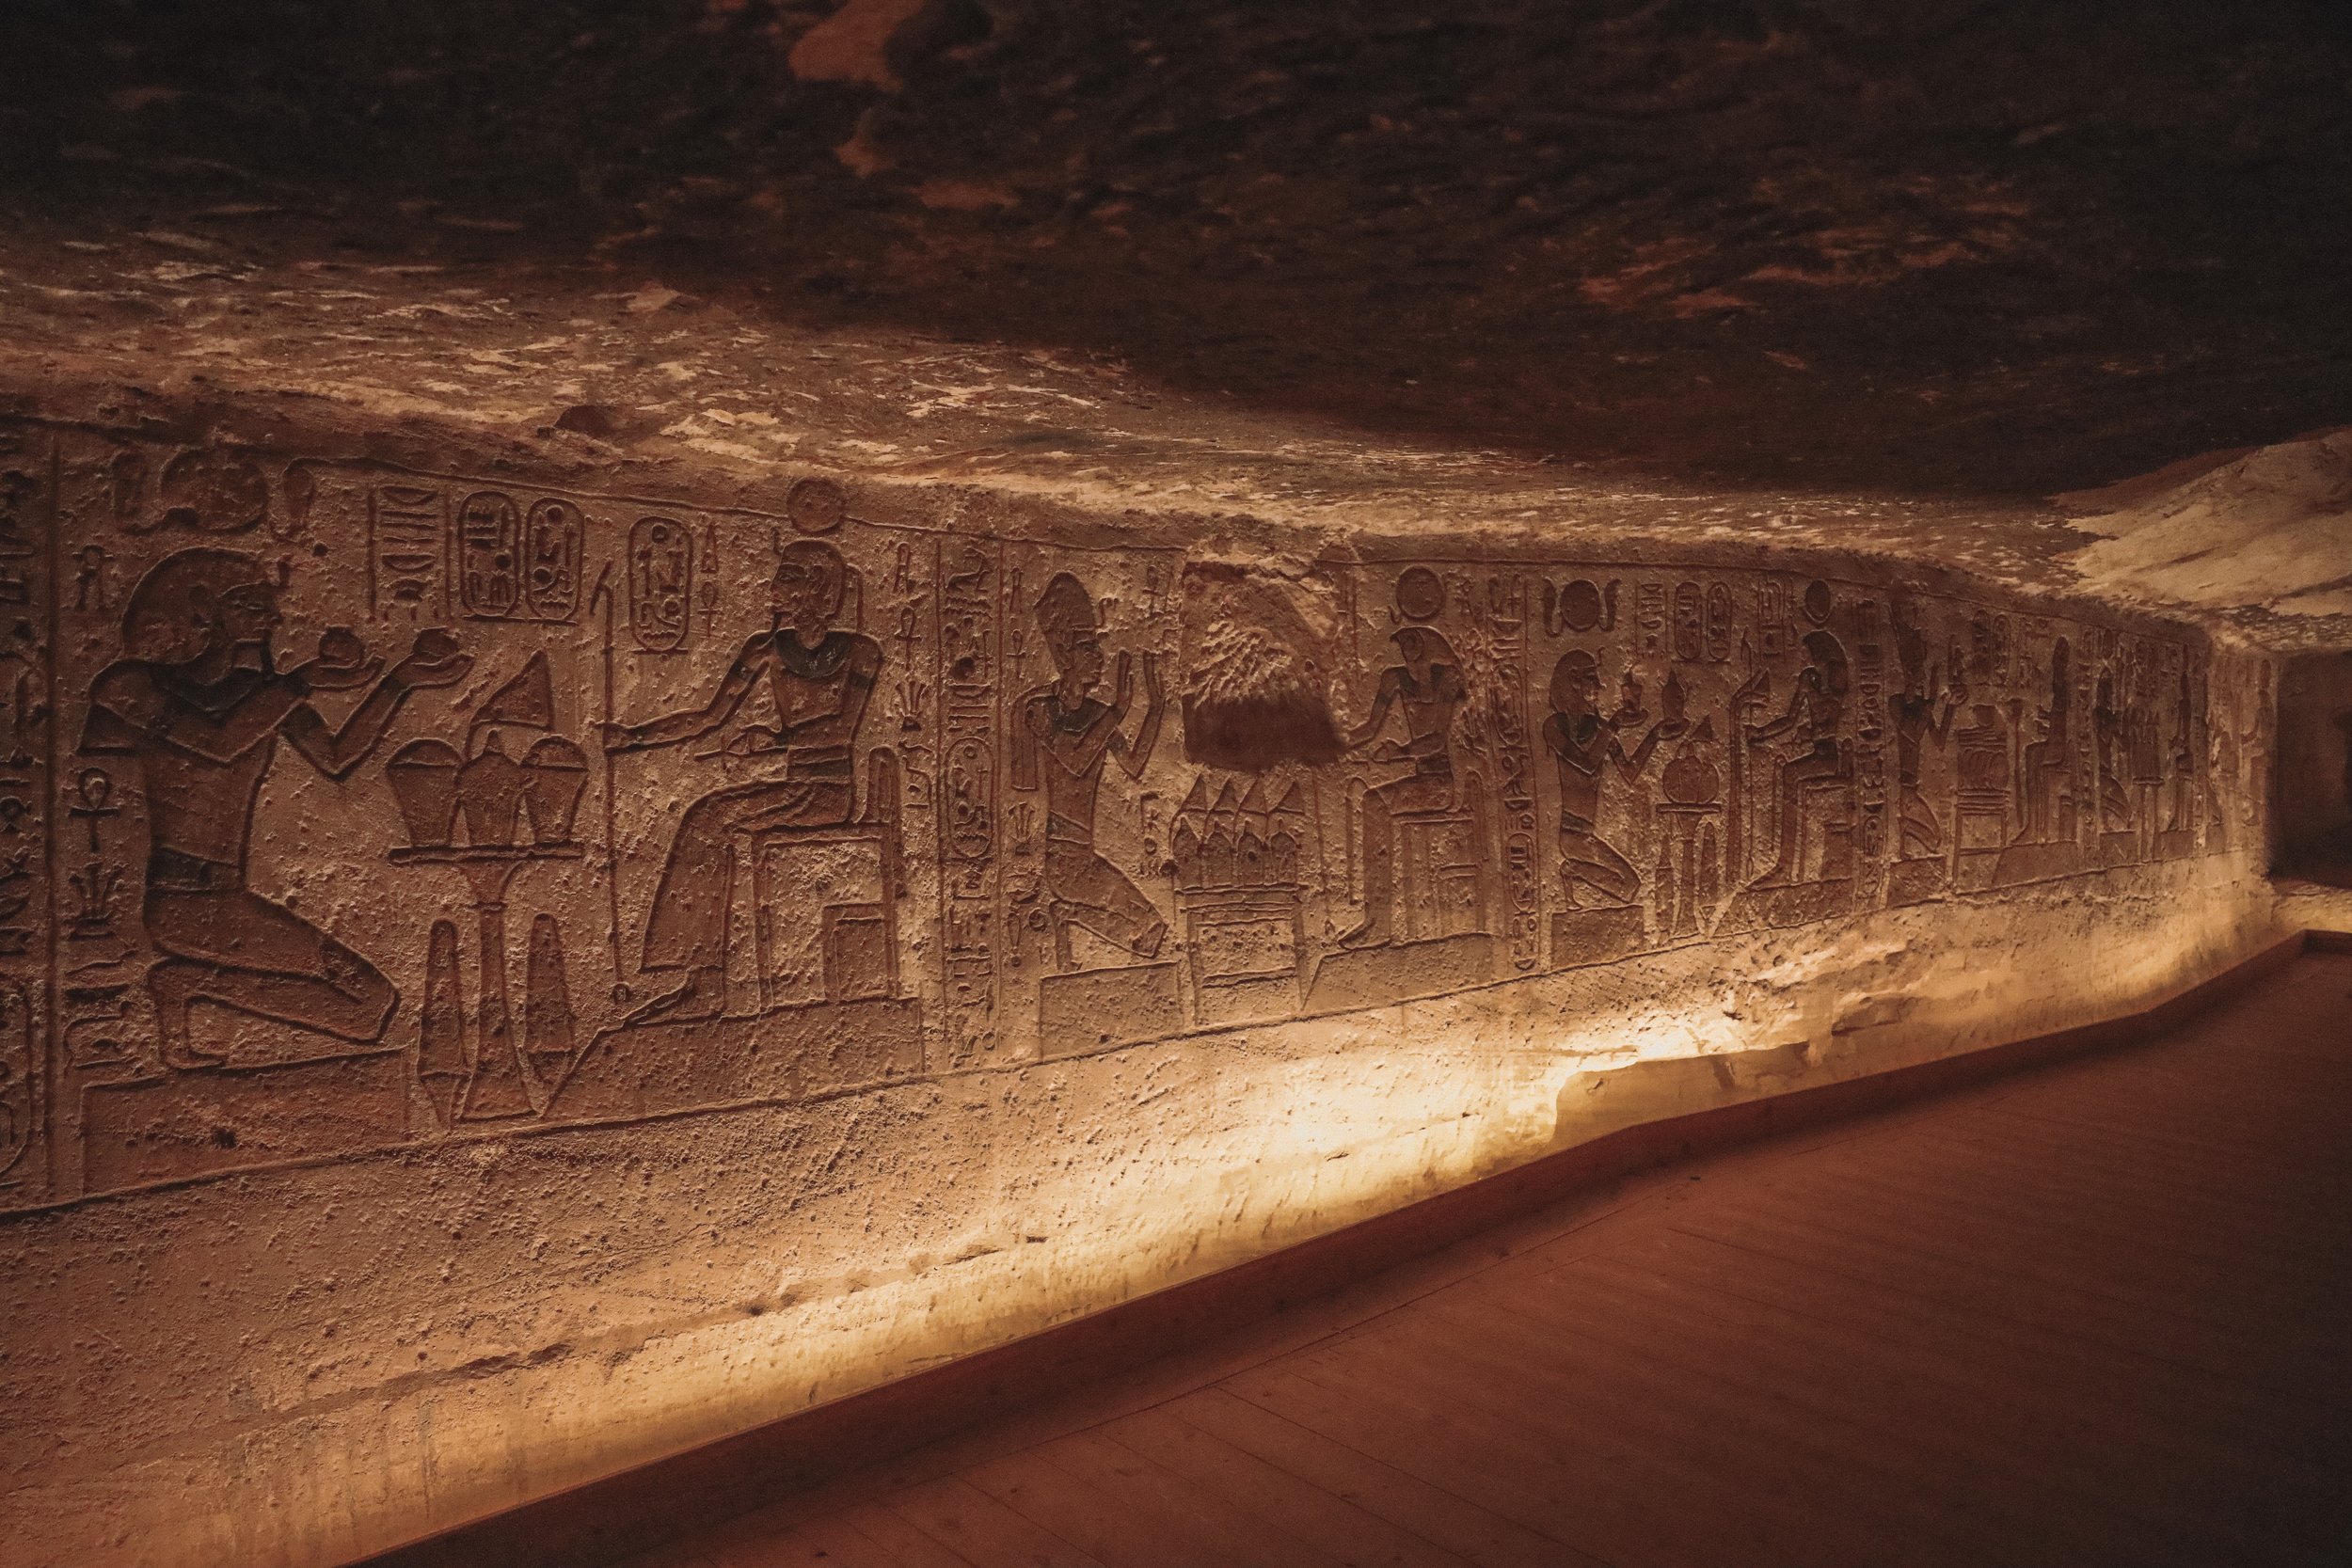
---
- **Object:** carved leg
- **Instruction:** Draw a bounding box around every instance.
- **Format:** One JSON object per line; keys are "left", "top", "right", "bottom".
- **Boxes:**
{"left": 146, "top": 958, "right": 226, "bottom": 1069}
{"left": 619, "top": 965, "right": 727, "bottom": 1027}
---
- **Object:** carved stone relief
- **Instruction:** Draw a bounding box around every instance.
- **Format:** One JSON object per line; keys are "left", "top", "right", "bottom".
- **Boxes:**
{"left": 0, "top": 420, "right": 2271, "bottom": 1213}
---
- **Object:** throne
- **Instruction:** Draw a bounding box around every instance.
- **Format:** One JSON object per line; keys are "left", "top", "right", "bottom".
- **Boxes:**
{"left": 1390, "top": 770, "right": 1492, "bottom": 943}
{"left": 1792, "top": 771, "right": 1857, "bottom": 883}
{"left": 741, "top": 749, "right": 904, "bottom": 1010}
{"left": 723, "top": 560, "right": 909, "bottom": 1013}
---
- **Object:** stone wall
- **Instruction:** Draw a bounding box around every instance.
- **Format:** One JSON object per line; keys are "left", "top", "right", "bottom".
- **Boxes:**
{"left": 0, "top": 419, "right": 2288, "bottom": 1568}
{"left": 2273, "top": 652, "right": 2352, "bottom": 871}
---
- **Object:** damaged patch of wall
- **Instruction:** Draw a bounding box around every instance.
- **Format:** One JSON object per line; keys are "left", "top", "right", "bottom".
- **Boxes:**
{"left": 0, "top": 418, "right": 2288, "bottom": 1568}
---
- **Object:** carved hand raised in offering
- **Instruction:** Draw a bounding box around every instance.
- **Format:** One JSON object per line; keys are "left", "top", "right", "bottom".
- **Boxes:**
{"left": 389, "top": 628, "right": 471, "bottom": 690}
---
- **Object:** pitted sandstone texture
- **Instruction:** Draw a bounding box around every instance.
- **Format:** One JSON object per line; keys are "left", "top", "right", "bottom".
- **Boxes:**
{"left": 0, "top": 3, "right": 2343, "bottom": 1562}
{"left": 0, "top": 408, "right": 2289, "bottom": 1568}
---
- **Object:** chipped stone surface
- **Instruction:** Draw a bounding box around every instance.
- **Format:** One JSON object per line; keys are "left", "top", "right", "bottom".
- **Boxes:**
{"left": 0, "top": 3, "right": 2343, "bottom": 1561}
{"left": 2063, "top": 429, "right": 2352, "bottom": 639}
{"left": 0, "top": 399, "right": 2295, "bottom": 1568}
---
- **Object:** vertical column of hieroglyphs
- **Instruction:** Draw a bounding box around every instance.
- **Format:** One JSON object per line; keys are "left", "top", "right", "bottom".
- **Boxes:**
{"left": 1484, "top": 572, "right": 1543, "bottom": 976}
{"left": 1850, "top": 593, "right": 1890, "bottom": 903}
{"left": 0, "top": 425, "right": 56, "bottom": 1204}
{"left": 936, "top": 533, "right": 1001, "bottom": 1065}
{"left": 879, "top": 524, "right": 942, "bottom": 1068}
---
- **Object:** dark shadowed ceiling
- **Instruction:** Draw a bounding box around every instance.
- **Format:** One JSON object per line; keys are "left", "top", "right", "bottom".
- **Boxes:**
{"left": 3, "top": 0, "right": 2349, "bottom": 497}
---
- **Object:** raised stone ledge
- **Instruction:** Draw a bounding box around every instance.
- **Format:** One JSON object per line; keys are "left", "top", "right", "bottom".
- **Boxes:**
{"left": 0, "top": 396, "right": 2290, "bottom": 1568}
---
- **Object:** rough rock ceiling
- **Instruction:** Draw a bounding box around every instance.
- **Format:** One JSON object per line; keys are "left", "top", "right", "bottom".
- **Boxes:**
{"left": 2, "top": 0, "right": 2347, "bottom": 641}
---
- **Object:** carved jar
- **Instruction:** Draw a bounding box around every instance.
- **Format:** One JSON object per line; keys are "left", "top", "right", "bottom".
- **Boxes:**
{"left": 521, "top": 736, "right": 589, "bottom": 845}
{"left": 385, "top": 739, "right": 462, "bottom": 847}
{"left": 458, "top": 732, "right": 527, "bottom": 847}
{"left": 1662, "top": 746, "right": 1722, "bottom": 807}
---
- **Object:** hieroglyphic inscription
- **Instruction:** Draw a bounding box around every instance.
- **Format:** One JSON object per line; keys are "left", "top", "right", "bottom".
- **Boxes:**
{"left": 628, "top": 516, "right": 695, "bottom": 652}
{"left": 937, "top": 541, "right": 999, "bottom": 1062}
{"left": 371, "top": 483, "right": 447, "bottom": 618}
{"left": 1485, "top": 576, "right": 1542, "bottom": 974}
{"left": 0, "top": 425, "right": 50, "bottom": 1193}
{"left": 0, "top": 418, "right": 2272, "bottom": 1213}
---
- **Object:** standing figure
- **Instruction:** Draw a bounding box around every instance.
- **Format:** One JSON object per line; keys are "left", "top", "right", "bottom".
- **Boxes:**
{"left": 80, "top": 547, "right": 470, "bottom": 1069}
{"left": 2093, "top": 663, "right": 2132, "bottom": 833}
{"left": 2016, "top": 639, "right": 2074, "bottom": 844}
{"left": 1542, "top": 650, "right": 1681, "bottom": 907}
{"left": 1337, "top": 622, "right": 1468, "bottom": 948}
{"left": 605, "top": 539, "right": 881, "bottom": 1024}
{"left": 2165, "top": 666, "right": 2198, "bottom": 833}
{"left": 2207, "top": 701, "right": 2236, "bottom": 849}
{"left": 1011, "top": 572, "right": 1168, "bottom": 965}
{"left": 1890, "top": 610, "right": 1963, "bottom": 860}
{"left": 1744, "top": 629, "right": 1851, "bottom": 886}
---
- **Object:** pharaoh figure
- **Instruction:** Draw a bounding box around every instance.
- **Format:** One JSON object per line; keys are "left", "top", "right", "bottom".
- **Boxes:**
{"left": 81, "top": 547, "right": 471, "bottom": 1068}
{"left": 2093, "top": 662, "right": 2133, "bottom": 833}
{"left": 605, "top": 539, "right": 882, "bottom": 1024}
{"left": 2125, "top": 647, "right": 2163, "bottom": 834}
{"left": 2207, "top": 673, "right": 2236, "bottom": 849}
{"left": 2016, "top": 638, "right": 2074, "bottom": 844}
{"left": 2165, "top": 665, "right": 2199, "bottom": 833}
{"left": 1744, "top": 628, "right": 1851, "bottom": 887}
{"left": 1338, "top": 570, "right": 1469, "bottom": 948}
{"left": 1011, "top": 572, "right": 1168, "bottom": 965}
{"left": 1890, "top": 605, "right": 1963, "bottom": 861}
{"left": 1542, "top": 650, "right": 1682, "bottom": 908}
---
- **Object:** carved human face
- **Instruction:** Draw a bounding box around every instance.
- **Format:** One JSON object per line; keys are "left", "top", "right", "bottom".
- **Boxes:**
{"left": 212, "top": 579, "right": 280, "bottom": 658}
{"left": 1395, "top": 626, "right": 1438, "bottom": 674}
{"left": 1549, "top": 657, "right": 1598, "bottom": 717}
{"left": 769, "top": 554, "right": 838, "bottom": 633}
{"left": 1057, "top": 633, "right": 1104, "bottom": 692}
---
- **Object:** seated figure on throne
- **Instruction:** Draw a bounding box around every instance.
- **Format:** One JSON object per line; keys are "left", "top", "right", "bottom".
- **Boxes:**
{"left": 1745, "top": 628, "right": 1851, "bottom": 887}
{"left": 1890, "top": 608, "right": 1963, "bottom": 861}
{"left": 604, "top": 539, "right": 881, "bottom": 1025}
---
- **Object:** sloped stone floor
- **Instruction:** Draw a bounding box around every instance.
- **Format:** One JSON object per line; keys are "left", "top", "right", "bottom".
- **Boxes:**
{"left": 628, "top": 951, "right": 2352, "bottom": 1568}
